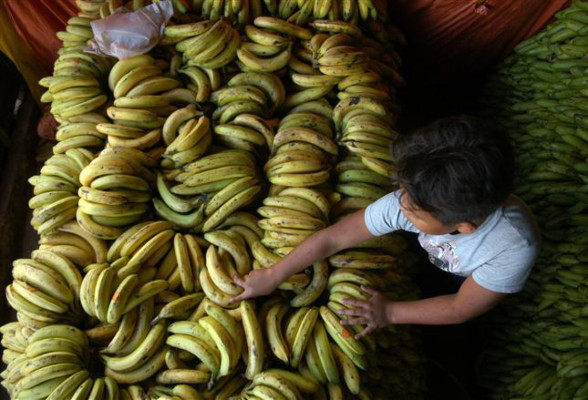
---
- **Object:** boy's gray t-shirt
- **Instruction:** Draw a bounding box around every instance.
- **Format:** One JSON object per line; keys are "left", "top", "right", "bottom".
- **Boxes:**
{"left": 364, "top": 190, "right": 541, "bottom": 293}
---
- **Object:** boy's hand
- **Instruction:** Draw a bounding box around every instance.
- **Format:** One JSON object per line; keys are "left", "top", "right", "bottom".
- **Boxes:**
{"left": 230, "top": 268, "right": 281, "bottom": 303}
{"left": 338, "top": 286, "right": 391, "bottom": 339}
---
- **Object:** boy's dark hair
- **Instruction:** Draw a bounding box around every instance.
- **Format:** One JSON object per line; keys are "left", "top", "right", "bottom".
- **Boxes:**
{"left": 391, "top": 115, "right": 514, "bottom": 225}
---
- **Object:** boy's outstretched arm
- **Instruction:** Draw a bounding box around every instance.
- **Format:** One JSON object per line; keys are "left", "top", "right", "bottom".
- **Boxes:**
{"left": 231, "top": 209, "right": 374, "bottom": 303}
{"left": 339, "top": 277, "right": 507, "bottom": 338}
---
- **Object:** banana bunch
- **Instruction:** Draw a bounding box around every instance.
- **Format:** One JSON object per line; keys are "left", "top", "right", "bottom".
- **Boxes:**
{"left": 170, "top": 150, "right": 262, "bottom": 232}
{"left": 75, "top": 0, "right": 107, "bottom": 20}
{"left": 237, "top": 22, "right": 298, "bottom": 73}
{"left": 310, "top": 33, "right": 368, "bottom": 77}
{"left": 309, "top": 34, "right": 402, "bottom": 167}
{"left": 333, "top": 95, "right": 394, "bottom": 177}
{"left": 240, "top": 24, "right": 292, "bottom": 68}
{"left": 8, "top": 250, "right": 84, "bottom": 330}
{"left": 52, "top": 113, "right": 108, "bottom": 154}
{"left": 104, "top": 220, "right": 189, "bottom": 293}
{"left": 210, "top": 83, "right": 269, "bottom": 125}
{"left": 165, "top": 19, "right": 241, "bottom": 69}
{"left": 199, "top": 230, "right": 254, "bottom": 307}
{"left": 257, "top": 187, "right": 329, "bottom": 248}
{"left": 40, "top": 4, "right": 112, "bottom": 123}
{"left": 154, "top": 172, "right": 206, "bottom": 229}
{"left": 335, "top": 71, "right": 392, "bottom": 103}
{"left": 200, "top": 373, "right": 249, "bottom": 398}
{"left": 162, "top": 110, "right": 211, "bottom": 166}
{"left": 98, "top": 297, "right": 155, "bottom": 357}
{"left": 328, "top": 249, "right": 396, "bottom": 270}
{"left": 237, "top": 17, "right": 313, "bottom": 72}
{"left": 147, "top": 384, "right": 208, "bottom": 400}
{"left": 266, "top": 304, "right": 320, "bottom": 368}
{"left": 333, "top": 156, "right": 389, "bottom": 206}
{"left": 120, "top": 385, "right": 149, "bottom": 400}
{"left": 97, "top": 0, "right": 123, "bottom": 18}
{"left": 213, "top": 113, "right": 275, "bottom": 155}
{"left": 108, "top": 55, "right": 181, "bottom": 131}
{"left": 239, "top": 369, "right": 321, "bottom": 399}
{"left": 177, "top": 65, "right": 219, "bottom": 103}
{"left": 1, "top": 323, "right": 121, "bottom": 399}
{"left": 103, "top": 322, "right": 170, "bottom": 384}
{"left": 260, "top": 297, "right": 364, "bottom": 396}
{"left": 41, "top": 220, "right": 109, "bottom": 266}
{"left": 38, "top": 73, "right": 108, "bottom": 126}
{"left": 266, "top": 105, "right": 338, "bottom": 187}
{"left": 276, "top": 0, "right": 385, "bottom": 23}
{"left": 210, "top": 72, "right": 285, "bottom": 125}
{"left": 165, "top": 301, "right": 244, "bottom": 381}
{"left": 152, "top": 292, "right": 205, "bottom": 325}
{"left": 0, "top": 322, "right": 28, "bottom": 360}
{"left": 79, "top": 256, "right": 170, "bottom": 323}
{"left": 104, "top": 51, "right": 180, "bottom": 163}
{"left": 28, "top": 149, "right": 92, "bottom": 235}
{"left": 98, "top": 0, "right": 177, "bottom": 18}
{"left": 227, "top": 71, "right": 287, "bottom": 115}
{"left": 282, "top": 50, "right": 337, "bottom": 110}
{"left": 156, "top": 232, "right": 206, "bottom": 293}
{"left": 77, "top": 147, "right": 157, "bottom": 239}
{"left": 179, "top": 0, "right": 264, "bottom": 25}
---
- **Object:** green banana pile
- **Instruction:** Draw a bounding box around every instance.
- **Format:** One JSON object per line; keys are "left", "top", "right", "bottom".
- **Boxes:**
{"left": 0, "top": 0, "right": 431, "bottom": 399}
{"left": 475, "top": 1, "right": 588, "bottom": 399}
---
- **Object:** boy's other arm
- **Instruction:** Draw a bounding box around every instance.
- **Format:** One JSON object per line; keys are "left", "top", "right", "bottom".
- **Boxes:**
{"left": 340, "top": 277, "right": 506, "bottom": 336}
{"left": 232, "top": 208, "right": 375, "bottom": 302}
{"left": 386, "top": 277, "right": 507, "bottom": 325}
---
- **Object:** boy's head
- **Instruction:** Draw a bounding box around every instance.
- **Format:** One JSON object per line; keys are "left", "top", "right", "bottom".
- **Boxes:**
{"left": 391, "top": 115, "right": 514, "bottom": 234}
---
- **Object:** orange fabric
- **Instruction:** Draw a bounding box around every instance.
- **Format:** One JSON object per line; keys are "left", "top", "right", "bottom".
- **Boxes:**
{"left": 0, "top": 1, "right": 46, "bottom": 106}
{"left": 4, "top": 0, "right": 77, "bottom": 76}
{"left": 390, "top": 0, "right": 570, "bottom": 86}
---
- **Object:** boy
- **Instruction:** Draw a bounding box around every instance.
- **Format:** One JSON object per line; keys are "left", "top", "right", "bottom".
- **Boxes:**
{"left": 231, "top": 116, "right": 540, "bottom": 339}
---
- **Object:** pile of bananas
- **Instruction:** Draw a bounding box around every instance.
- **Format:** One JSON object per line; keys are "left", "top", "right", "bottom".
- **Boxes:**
{"left": 474, "top": 1, "right": 588, "bottom": 399}
{"left": 0, "top": 0, "right": 433, "bottom": 399}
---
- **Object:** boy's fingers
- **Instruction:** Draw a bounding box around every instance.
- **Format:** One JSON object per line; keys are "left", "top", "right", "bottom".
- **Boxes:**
{"left": 356, "top": 325, "right": 374, "bottom": 340}
{"left": 229, "top": 291, "right": 248, "bottom": 304}
{"left": 344, "top": 317, "right": 367, "bottom": 325}
{"left": 360, "top": 285, "right": 377, "bottom": 296}
{"left": 233, "top": 273, "right": 246, "bottom": 288}
{"left": 341, "top": 298, "right": 367, "bottom": 308}
{"left": 337, "top": 308, "right": 365, "bottom": 317}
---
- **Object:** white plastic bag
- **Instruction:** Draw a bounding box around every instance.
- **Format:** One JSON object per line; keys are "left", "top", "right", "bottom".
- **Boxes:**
{"left": 86, "top": 0, "right": 174, "bottom": 59}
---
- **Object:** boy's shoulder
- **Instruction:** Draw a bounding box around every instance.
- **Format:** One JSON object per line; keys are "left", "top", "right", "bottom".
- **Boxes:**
{"left": 494, "top": 194, "right": 541, "bottom": 249}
